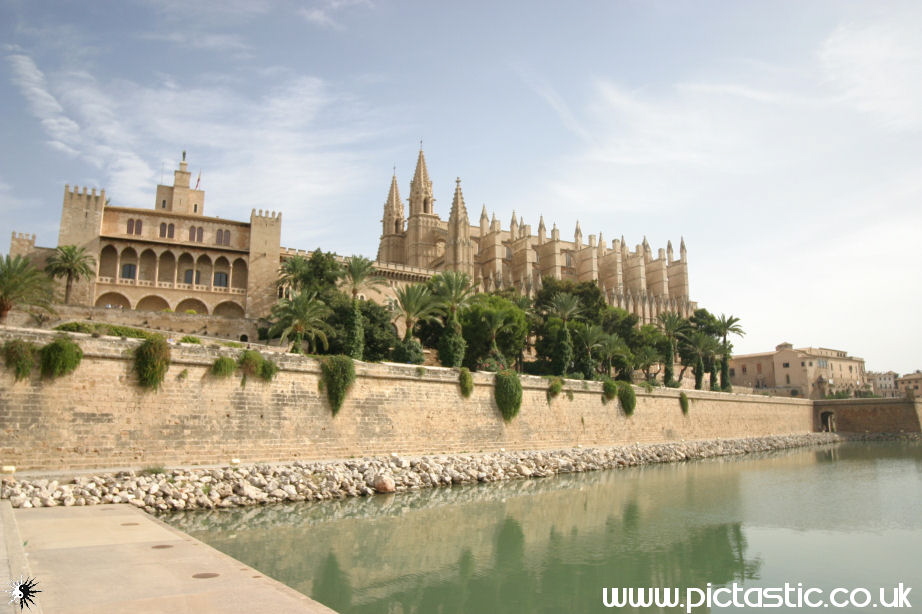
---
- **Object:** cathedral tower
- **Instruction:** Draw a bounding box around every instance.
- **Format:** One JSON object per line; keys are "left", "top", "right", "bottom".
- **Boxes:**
{"left": 445, "top": 178, "right": 474, "bottom": 277}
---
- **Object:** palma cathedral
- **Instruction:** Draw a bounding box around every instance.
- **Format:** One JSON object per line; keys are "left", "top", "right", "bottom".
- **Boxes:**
{"left": 376, "top": 148, "right": 696, "bottom": 323}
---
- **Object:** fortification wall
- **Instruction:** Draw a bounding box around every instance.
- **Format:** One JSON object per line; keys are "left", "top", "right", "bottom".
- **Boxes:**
{"left": 0, "top": 328, "right": 817, "bottom": 471}
{"left": 814, "top": 398, "right": 922, "bottom": 433}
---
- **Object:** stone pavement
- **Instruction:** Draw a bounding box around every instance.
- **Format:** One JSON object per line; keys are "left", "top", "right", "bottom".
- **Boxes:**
{"left": 0, "top": 500, "right": 337, "bottom": 614}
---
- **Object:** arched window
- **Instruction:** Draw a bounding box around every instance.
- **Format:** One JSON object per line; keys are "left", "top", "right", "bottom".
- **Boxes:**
{"left": 159, "top": 223, "right": 167, "bottom": 238}
{"left": 189, "top": 227, "right": 196, "bottom": 241}
{"left": 223, "top": 230, "right": 231, "bottom": 246}
{"left": 135, "top": 220, "right": 142, "bottom": 235}
{"left": 127, "top": 219, "right": 135, "bottom": 234}
{"left": 196, "top": 227, "right": 203, "bottom": 242}
{"left": 167, "top": 224, "right": 174, "bottom": 238}
{"left": 216, "top": 230, "right": 224, "bottom": 245}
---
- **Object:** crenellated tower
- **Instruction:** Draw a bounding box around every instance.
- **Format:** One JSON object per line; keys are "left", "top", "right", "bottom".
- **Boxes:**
{"left": 246, "top": 209, "right": 282, "bottom": 318}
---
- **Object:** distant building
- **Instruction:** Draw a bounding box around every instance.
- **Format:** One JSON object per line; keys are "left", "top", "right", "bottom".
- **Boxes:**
{"left": 10, "top": 154, "right": 281, "bottom": 321}
{"left": 728, "top": 343, "right": 868, "bottom": 399}
{"left": 376, "top": 148, "right": 696, "bottom": 323}
{"left": 896, "top": 371, "right": 922, "bottom": 399}
{"left": 867, "top": 371, "right": 901, "bottom": 398}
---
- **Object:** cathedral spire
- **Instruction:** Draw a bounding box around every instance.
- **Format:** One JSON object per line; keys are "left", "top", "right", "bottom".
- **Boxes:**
{"left": 382, "top": 172, "right": 404, "bottom": 236}
{"left": 409, "top": 146, "right": 434, "bottom": 216}
{"left": 446, "top": 177, "right": 474, "bottom": 276}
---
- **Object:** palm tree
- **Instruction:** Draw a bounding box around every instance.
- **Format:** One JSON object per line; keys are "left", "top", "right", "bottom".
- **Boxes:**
{"left": 268, "top": 291, "right": 332, "bottom": 353}
{"left": 571, "top": 323, "right": 607, "bottom": 379}
{"left": 44, "top": 245, "right": 96, "bottom": 305}
{"left": 544, "top": 292, "right": 583, "bottom": 324}
{"left": 599, "top": 333, "right": 631, "bottom": 378}
{"left": 715, "top": 314, "right": 745, "bottom": 391}
{"left": 0, "top": 255, "right": 56, "bottom": 324}
{"left": 430, "top": 271, "right": 475, "bottom": 328}
{"left": 683, "top": 331, "right": 720, "bottom": 390}
{"left": 277, "top": 255, "right": 313, "bottom": 294}
{"left": 481, "top": 308, "right": 513, "bottom": 354}
{"left": 340, "top": 256, "right": 386, "bottom": 360}
{"left": 390, "top": 284, "right": 443, "bottom": 342}
{"left": 657, "top": 311, "right": 690, "bottom": 387}
{"left": 341, "top": 255, "right": 385, "bottom": 301}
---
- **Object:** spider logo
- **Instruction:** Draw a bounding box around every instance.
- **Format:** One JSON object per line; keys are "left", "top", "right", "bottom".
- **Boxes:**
{"left": 5, "top": 576, "right": 41, "bottom": 611}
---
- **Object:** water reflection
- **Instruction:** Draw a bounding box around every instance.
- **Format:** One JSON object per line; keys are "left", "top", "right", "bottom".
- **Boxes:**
{"left": 165, "top": 442, "right": 922, "bottom": 613}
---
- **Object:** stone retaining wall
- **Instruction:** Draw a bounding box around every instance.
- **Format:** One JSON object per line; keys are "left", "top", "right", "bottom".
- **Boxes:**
{"left": 0, "top": 327, "right": 819, "bottom": 471}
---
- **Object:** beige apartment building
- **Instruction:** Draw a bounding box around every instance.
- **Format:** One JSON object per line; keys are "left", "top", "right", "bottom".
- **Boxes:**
{"left": 868, "top": 371, "right": 901, "bottom": 398}
{"left": 896, "top": 371, "right": 922, "bottom": 398}
{"left": 728, "top": 343, "right": 868, "bottom": 399}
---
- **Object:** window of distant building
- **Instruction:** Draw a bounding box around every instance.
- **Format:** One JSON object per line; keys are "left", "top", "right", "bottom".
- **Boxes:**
{"left": 189, "top": 227, "right": 196, "bottom": 242}
{"left": 786, "top": 374, "right": 791, "bottom": 385}
{"left": 127, "top": 219, "right": 134, "bottom": 234}
{"left": 121, "top": 263, "right": 136, "bottom": 279}
{"left": 742, "top": 365, "right": 748, "bottom": 374}
{"left": 216, "top": 229, "right": 231, "bottom": 246}
{"left": 782, "top": 362, "right": 790, "bottom": 368}
{"left": 729, "top": 368, "right": 736, "bottom": 377}
{"left": 135, "top": 220, "right": 142, "bottom": 235}
{"left": 801, "top": 361, "right": 805, "bottom": 367}
{"left": 214, "top": 272, "right": 228, "bottom": 287}
{"left": 197, "top": 227, "right": 203, "bottom": 242}
{"left": 756, "top": 363, "right": 762, "bottom": 374}
{"left": 183, "top": 269, "right": 202, "bottom": 285}
{"left": 167, "top": 223, "right": 174, "bottom": 238}
{"left": 194, "top": 204, "right": 199, "bottom": 213}
{"left": 160, "top": 223, "right": 167, "bottom": 238}
{"left": 161, "top": 199, "right": 167, "bottom": 209}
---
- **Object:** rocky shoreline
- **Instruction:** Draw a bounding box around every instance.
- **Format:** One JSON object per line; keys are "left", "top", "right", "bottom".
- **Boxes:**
{"left": 1, "top": 433, "right": 872, "bottom": 513}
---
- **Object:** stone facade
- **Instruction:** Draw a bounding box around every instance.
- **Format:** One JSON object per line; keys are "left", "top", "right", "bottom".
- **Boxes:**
{"left": 9, "top": 155, "right": 282, "bottom": 327}
{"left": 896, "top": 371, "right": 922, "bottom": 399}
{"left": 376, "top": 149, "right": 696, "bottom": 323}
{"left": 868, "top": 370, "right": 901, "bottom": 398}
{"left": 0, "top": 328, "right": 814, "bottom": 471}
{"left": 728, "top": 342, "right": 869, "bottom": 399}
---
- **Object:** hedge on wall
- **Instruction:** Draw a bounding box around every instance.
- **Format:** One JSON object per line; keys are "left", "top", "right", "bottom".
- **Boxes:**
{"left": 321, "top": 355, "right": 355, "bottom": 416}
{"left": 458, "top": 366, "right": 474, "bottom": 398}
{"left": 602, "top": 378, "right": 618, "bottom": 402}
{"left": 617, "top": 380, "right": 636, "bottom": 416}
{"left": 236, "top": 349, "right": 278, "bottom": 385}
{"left": 39, "top": 336, "right": 83, "bottom": 379}
{"left": 3, "top": 339, "right": 37, "bottom": 381}
{"left": 211, "top": 356, "right": 237, "bottom": 377}
{"left": 494, "top": 369, "right": 522, "bottom": 422}
{"left": 133, "top": 335, "right": 171, "bottom": 389}
{"left": 546, "top": 376, "right": 564, "bottom": 403}
{"left": 679, "top": 391, "right": 689, "bottom": 415}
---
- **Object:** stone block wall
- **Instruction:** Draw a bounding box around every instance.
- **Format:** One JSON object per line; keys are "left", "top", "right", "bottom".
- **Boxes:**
{"left": 0, "top": 328, "right": 817, "bottom": 471}
{"left": 814, "top": 398, "right": 922, "bottom": 433}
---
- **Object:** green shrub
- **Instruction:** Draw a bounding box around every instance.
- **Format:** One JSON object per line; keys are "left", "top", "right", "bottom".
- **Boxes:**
{"left": 106, "top": 325, "right": 153, "bottom": 339}
{"left": 54, "top": 322, "right": 94, "bottom": 334}
{"left": 494, "top": 369, "right": 522, "bottom": 422}
{"left": 211, "top": 356, "right": 237, "bottom": 377}
{"left": 39, "top": 336, "right": 83, "bottom": 378}
{"left": 222, "top": 341, "right": 244, "bottom": 348}
{"left": 391, "top": 338, "right": 424, "bottom": 364}
{"left": 179, "top": 335, "right": 202, "bottom": 344}
{"left": 617, "top": 380, "right": 636, "bottom": 416}
{"left": 259, "top": 358, "right": 279, "bottom": 382}
{"left": 139, "top": 465, "right": 166, "bottom": 476}
{"left": 3, "top": 339, "right": 37, "bottom": 381}
{"left": 459, "top": 367, "right": 474, "bottom": 398}
{"left": 602, "top": 378, "right": 618, "bottom": 402}
{"left": 437, "top": 326, "right": 466, "bottom": 368}
{"left": 546, "top": 376, "right": 563, "bottom": 402}
{"left": 321, "top": 355, "right": 355, "bottom": 416}
{"left": 639, "top": 380, "right": 654, "bottom": 392}
{"left": 133, "top": 335, "right": 171, "bottom": 389}
{"left": 679, "top": 391, "right": 689, "bottom": 415}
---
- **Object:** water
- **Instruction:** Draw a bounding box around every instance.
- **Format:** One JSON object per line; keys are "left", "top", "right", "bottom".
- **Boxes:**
{"left": 165, "top": 443, "right": 922, "bottom": 612}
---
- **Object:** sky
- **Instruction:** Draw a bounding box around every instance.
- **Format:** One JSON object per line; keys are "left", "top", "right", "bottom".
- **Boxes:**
{"left": 1, "top": 0, "right": 920, "bottom": 374}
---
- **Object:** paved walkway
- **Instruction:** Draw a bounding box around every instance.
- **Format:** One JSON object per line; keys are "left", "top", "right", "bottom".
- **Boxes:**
{"left": 1, "top": 500, "right": 337, "bottom": 614}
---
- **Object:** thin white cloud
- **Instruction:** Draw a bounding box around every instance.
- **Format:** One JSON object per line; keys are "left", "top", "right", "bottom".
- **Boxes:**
{"left": 511, "top": 62, "right": 592, "bottom": 143}
{"left": 298, "top": 0, "right": 373, "bottom": 30}
{"left": 6, "top": 53, "right": 82, "bottom": 153}
{"left": 819, "top": 22, "right": 922, "bottom": 131}
{"left": 141, "top": 31, "right": 252, "bottom": 54}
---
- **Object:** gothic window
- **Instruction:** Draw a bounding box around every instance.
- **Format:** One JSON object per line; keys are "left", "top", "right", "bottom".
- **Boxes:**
{"left": 121, "top": 263, "right": 137, "bottom": 279}
{"left": 214, "top": 272, "right": 228, "bottom": 287}
{"left": 216, "top": 230, "right": 224, "bottom": 245}
{"left": 196, "top": 227, "right": 203, "bottom": 242}
{"left": 135, "top": 220, "right": 142, "bottom": 235}
{"left": 167, "top": 224, "right": 174, "bottom": 238}
{"left": 159, "top": 223, "right": 167, "bottom": 238}
{"left": 189, "top": 227, "right": 196, "bottom": 241}
{"left": 127, "top": 219, "right": 135, "bottom": 234}
{"left": 223, "top": 230, "right": 231, "bottom": 246}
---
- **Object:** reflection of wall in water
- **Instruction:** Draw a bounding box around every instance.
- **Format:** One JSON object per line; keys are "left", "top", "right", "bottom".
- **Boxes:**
{"left": 172, "top": 455, "right": 784, "bottom": 611}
